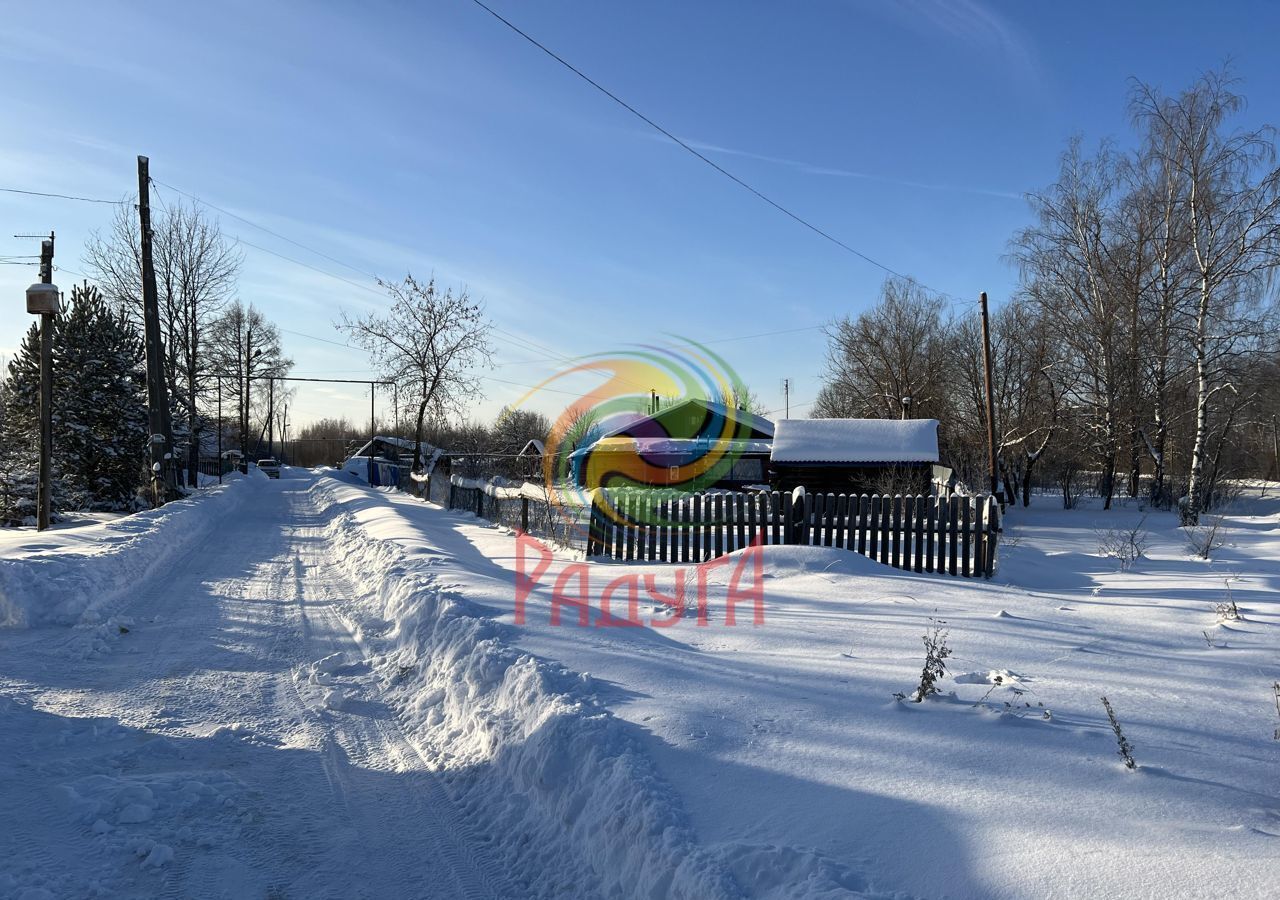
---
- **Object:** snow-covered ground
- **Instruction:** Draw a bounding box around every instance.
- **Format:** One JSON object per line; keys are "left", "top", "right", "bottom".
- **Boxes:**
{"left": 2, "top": 469, "right": 1277, "bottom": 898}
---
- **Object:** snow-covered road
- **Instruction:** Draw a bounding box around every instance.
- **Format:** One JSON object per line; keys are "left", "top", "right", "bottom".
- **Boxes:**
{"left": 5, "top": 469, "right": 1278, "bottom": 899}
{"left": 0, "top": 470, "right": 512, "bottom": 899}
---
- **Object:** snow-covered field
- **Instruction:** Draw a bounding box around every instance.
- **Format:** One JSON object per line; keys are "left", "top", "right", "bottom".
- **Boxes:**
{"left": 1, "top": 468, "right": 1276, "bottom": 898}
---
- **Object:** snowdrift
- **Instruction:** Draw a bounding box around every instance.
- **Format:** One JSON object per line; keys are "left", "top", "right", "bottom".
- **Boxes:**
{"left": 311, "top": 476, "right": 741, "bottom": 899}
{"left": 0, "top": 477, "right": 252, "bottom": 629}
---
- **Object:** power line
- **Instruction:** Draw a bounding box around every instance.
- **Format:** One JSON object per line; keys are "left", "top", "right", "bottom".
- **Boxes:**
{"left": 145, "top": 180, "right": 384, "bottom": 299}
{"left": 278, "top": 326, "right": 358, "bottom": 349}
{"left": 154, "top": 179, "right": 383, "bottom": 282}
{"left": 0, "top": 187, "right": 124, "bottom": 205}
{"left": 697, "top": 324, "right": 825, "bottom": 345}
{"left": 467, "top": 0, "right": 967, "bottom": 305}
{"left": 766, "top": 398, "right": 816, "bottom": 416}
{"left": 235, "top": 237, "right": 385, "bottom": 298}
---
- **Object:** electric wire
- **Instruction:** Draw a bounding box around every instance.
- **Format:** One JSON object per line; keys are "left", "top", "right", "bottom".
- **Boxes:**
{"left": 466, "top": 0, "right": 970, "bottom": 306}
{"left": 0, "top": 187, "right": 124, "bottom": 205}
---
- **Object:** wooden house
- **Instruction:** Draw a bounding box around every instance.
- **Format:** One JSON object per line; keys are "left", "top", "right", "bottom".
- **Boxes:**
{"left": 571, "top": 398, "right": 774, "bottom": 490}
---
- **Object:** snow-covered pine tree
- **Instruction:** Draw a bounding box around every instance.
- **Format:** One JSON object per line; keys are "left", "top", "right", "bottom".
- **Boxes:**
{"left": 53, "top": 282, "right": 148, "bottom": 510}
{"left": 0, "top": 322, "right": 47, "bottom": 524}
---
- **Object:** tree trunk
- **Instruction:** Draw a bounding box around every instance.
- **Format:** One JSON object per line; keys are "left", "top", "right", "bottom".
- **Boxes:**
{"left": 413, "top": 396, "right": 429, "bottom": 498}
{"left": 1185, "top": 279, "right": 1212, "bottom": 526}
{"left": 1100, "top": 447, "right": 1116, "bottom": 510}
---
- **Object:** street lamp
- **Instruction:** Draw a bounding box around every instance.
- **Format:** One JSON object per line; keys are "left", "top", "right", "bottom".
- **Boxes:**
{"left": 26, "top": 278, "right": 60, "bottom": 531}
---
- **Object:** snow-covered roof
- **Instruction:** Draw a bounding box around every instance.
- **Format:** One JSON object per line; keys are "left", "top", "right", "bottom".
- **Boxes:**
{"left": 594, "top": 398, "right": 774, "bottom": 442}
{"left": 349, "top": 435, "right": 437, "bottom": 460}
{"left": 518, "top": 439, "right": 545, "bottom": 457}
{"left": 586, "top": 437, "right": 774, "bottom": 456}
{"left": 771, "top": 418, "right": 939, "bottom": 464}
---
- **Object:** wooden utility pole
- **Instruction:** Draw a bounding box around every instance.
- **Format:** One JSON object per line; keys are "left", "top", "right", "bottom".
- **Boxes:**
{"left": 1270, "top": 414, "right": 1279, "bottom": 483}
{"left": 783, "top": 378, "right": 790, "bottom": 419}
{"left": 979, "top": 292, "right": 1000, "bottom": 501}
{"left": 240, "top": 328, "right": 255, "bottom": 472}
{"left": 137, "top": 156, "right": 175, "bottom": 499}
{"left": 37, "top": 235, "right": 54, "bottom": 531}
{"left": 216, "top": 375, "right": 223, "bottom": 484}
{"left": 368, "top": 383, "right": 376, "bottom": 483}
{"left": 267, "top": 376, "right": 274, "bottom": 459}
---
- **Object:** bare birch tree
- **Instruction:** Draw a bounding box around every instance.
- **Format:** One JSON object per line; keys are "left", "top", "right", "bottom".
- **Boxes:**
{"left": 1012, "top": 138, "right": 1130, "bottom": 507}
{"left": 1132, "top": 71, "right": 1280, "bottom": 523}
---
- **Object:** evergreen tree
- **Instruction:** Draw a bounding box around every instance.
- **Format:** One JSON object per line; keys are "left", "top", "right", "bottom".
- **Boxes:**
{"left": 54, "top": 282, "right": 148, "bottom": 510}
{"left": 0, "top": 282, "right": 148, "bottom": 523}
{"left": 0, "top": 323, "right": 44, "bottom": 523}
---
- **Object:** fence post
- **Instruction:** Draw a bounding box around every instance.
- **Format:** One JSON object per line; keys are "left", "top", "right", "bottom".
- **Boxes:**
{"left": 586, "top": 496, "right": 600, "bottom": 556}
{"left": 857, "top": 495, "right": 869, "bottom": 557}
{"left": 602, "top": 489, "right": 616, "bottom": 559}
{"left": 961, "top": 497, "right": 972, "bottom": 577}
{"left": 974, "top": 497, "right": 986, "bottom": 577}
{"left": 900, "top": 494, "right": 912, "bottom": 571}
{"left": 831, "top": 494, "right": 845, "bottom": 548}
{"left": 947, "top": 496, "right": 959, "bottom": 575}
{"left": 448, "top": 479, "right": 456, "bottom": 510}
{"left": 896, "top": 496, "right": 906, "bottom": 565}
{"left": 984, "top": 497, "right": 999, "bottom": 577}
{"left": 781, "top": 491, "right": 793, "bottom": 545}
{"left": 658, "top": 497, "right": 669, "bottom": 562}
{"left": 868, "top": 495, "right": 880, "bottom": 561}
{"left": 880, "top": 496, "right": 892, "bottom": 565}
{"left": 677, "top": 495, "right": 688, "bottom": 562}
{"left": 521, "top": 496, "right": 529, "bottom": 533}
{"left": 925, "top": 496, "right": 936, "bottom": 573}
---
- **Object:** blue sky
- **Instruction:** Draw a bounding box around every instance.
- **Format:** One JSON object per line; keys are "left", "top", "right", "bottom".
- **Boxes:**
{"left": 2, "top": 0, "right": 1278, "bottom": 428}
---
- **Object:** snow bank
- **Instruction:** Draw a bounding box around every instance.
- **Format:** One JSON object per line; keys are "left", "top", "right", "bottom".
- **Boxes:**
{"left": 0, "top": 477, "right": 251, "bottom": 629}
{"left": 311, "top": 476, "right": 740, "bottom": 899}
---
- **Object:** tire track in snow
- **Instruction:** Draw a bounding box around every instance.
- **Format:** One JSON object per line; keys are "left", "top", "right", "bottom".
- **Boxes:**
{"left": 281, "top": 484, "right": 515, "bottom": 900}
{"left": 3, "top": 474, "right": 516, "bottom": 900}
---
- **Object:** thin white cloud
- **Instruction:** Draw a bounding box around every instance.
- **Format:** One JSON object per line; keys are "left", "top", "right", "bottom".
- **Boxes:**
{"left": 660, "top": 136, "right": 1023, "bottom": 201}
{"left": 864, "top": 0, "right": 1042, "bottom": 89}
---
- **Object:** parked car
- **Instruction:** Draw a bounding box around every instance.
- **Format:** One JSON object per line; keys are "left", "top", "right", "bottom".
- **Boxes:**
{"left": 257, "top": 458, "right": 281, "bottom": 479}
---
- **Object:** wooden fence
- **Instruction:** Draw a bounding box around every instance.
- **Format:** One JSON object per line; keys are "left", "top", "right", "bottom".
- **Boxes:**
{"left": 586, "top": 490, "right": 1000, "bottom": 578}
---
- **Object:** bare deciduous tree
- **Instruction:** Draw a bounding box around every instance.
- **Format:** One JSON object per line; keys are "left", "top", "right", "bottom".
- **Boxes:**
{"left": 207, "top": 302, "right": 291, "bottom": 465}
{"left": 1132, "top": 72, "right": 1280, "bottom": 523}
{"left": 816, "top": 277, "right": 950, "bottom": 421}
{"left": 338, "top": 275, "right": 493, "bottom": 482}
{"left": 85, "top": 201, "right": 241, "bottom": 485}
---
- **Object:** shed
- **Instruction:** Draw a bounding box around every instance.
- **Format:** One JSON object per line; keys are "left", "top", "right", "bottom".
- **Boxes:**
{"left": 769, "top": 418, "right": 940, "bottom": 493}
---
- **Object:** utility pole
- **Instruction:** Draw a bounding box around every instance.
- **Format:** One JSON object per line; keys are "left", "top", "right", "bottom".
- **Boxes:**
{"left": 241, "top": 329, "right": 253, "bottom": 473}
{"left": 137, "top": 156, "right": 175, "bottom": 500}
{"left": 979, "top": 291, "right": 1000, "bottom": 502}
{"left": 216, "top": 375, "right": 223, "bottom": 484}
{"left": 267, "top": 376, "right": 274, "bottom": 459}
{"left": 37, "top": 234, "right": 55, "bottom": 531}
{"left": 783, "top": 378, "right": 790, "bottom": 419}
{"left": 368, "top": 382, "right": 376, "bottom": 484}
{"left": 1271, "top": 415, "right": 1279, "bottom": 483}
